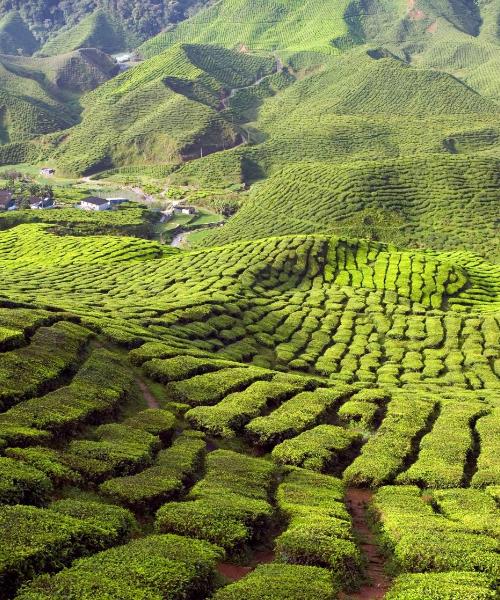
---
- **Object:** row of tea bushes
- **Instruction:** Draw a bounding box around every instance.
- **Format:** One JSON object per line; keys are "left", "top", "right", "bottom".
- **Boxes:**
{"left": 100, "top": 431, "right": 206, "bottom": 511}
{"left": 15, "top": 534, "right": 223, "bottom": 600}
{"left": 275, "top": 469, "right": 361, "bottom": 589}
{"left": 372, "top": 486, "right": 499, "bottom": 578}
{"left": 0, "top": 349, "right": 134, "bottom": 444}
{"left": 0, "top": 499, "right": 134, "bottom": 597}
{"left": 0, "top": 321, "right": 92, "bottom": 410}
{"left": 156, "top": 450, "right": 276, "bottom": 554}
{"left": 343, "top": 393, "right": 439, "bottom": 487}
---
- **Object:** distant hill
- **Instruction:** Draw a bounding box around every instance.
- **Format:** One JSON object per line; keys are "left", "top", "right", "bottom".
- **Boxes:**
{"left": 199, "top": 155, "right": 500, "bottom": 260}
{"left": 38, "top": 10, "right": 132, "bottom": 57}
{"left": 0, "top": 49, "right": 118, "bottom": 145}
{"left": 0, "top": 1, "right": 211, "bottom": 50}
{"left": 48, "top": 44, "right": 276, "bottom": 175}
{"left": 0, "top": 11, "right": 38, "bottom": 55}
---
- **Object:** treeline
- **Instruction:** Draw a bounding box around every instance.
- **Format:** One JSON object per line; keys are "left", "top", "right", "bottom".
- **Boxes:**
{"left": 0, "top": 0, "right": 209, "bottom": 42}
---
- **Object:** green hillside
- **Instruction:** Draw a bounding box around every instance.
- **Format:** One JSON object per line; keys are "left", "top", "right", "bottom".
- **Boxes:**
{"left": 49, "top": 44, "right": 276, "bottom": 175}
{"left": 0, "top": 11, "right": 38, "bottom": 56}
{"left": 38, "top": 10, "right": 132, "bottom": 57}
{"left": 200, "top": 155, "right": 500, "bottom": 259}
{"left": 140, "top": 0, "right": 354, "bottom": 60}
{"left": 0, "top": 50, "right": 118, "bottom": 146}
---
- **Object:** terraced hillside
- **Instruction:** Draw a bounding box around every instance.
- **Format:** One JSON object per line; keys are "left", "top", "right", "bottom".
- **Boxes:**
{"left": 0, "top": 49, "right": 118, "bottom": 148}
{"left": 200, "top": 155, "right": 500, "bottom": 260}
{"left": 0, "top": 222, "right": 498, "bottom": 599}
{"left": 48, "top": 44, "right": 277, "bottom": 175}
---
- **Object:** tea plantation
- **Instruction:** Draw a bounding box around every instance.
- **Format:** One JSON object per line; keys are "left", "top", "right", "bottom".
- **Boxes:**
{"left": 0, "top": 0, "right": 498, "bottom": 596}
{"left": 0, "top": 221, "right": 497, "bottom": 599}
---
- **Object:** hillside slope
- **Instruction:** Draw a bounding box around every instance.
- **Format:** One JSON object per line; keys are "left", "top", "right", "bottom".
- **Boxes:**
{"left": 199, "top": 155, "right": 500, "bottom": 260}
{"left": 49, "top": 44, "right": 276, "bottom": 175}
{"left": 0, "top": 50, "right": 118, "bottom": 145}
{"left": 0, "top": 11, "right": 38, "bottom": 55}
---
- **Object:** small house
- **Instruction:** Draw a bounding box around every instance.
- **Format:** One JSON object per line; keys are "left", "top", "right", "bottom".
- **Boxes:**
{"left": 30, "top": 197, "right": 55, "bottom": 210}
{"left": 0, "top": 190, "right": 15, "bottom": 211}
{"left": 80, "top": 197, "right": 111, "bottom": 211}
{"left": 40, "top": 167, "right": 55, "bottom": 176}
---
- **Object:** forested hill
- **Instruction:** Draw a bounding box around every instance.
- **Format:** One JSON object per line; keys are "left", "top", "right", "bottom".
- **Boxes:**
{"left": 0, "top": 0, "right": 209, "bottom": 45}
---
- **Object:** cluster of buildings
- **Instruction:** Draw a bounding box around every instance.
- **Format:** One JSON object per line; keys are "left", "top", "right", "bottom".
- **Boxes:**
{"left": 161, "top": 201, "right": 198, "bottom": 222}
{"left": 79, "top": 197, "right": 128, "bottom": 211}
{"left": 0, "top": 190, "right": 55, "bottom": 211}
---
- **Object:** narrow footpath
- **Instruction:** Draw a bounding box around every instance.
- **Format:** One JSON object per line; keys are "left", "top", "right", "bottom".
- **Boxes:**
{"left": 340, "top": 489, "right": 391, "bottom": 599}
{"left": 136, "top": 379, "right": 160, "bottom": 409}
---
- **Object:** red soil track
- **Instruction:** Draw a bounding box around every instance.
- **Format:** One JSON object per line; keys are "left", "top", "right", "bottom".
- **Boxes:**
{"left": 340, "top": 489, "right": 391, "bottom": 599}
{"left": 137, "top": 379, "right": 160, "bottom": 409}
{"left": 218, "top": 550, "right": 276, "bottom": 582}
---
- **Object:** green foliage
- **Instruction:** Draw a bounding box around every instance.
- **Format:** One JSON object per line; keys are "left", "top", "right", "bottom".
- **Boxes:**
{"left": 373, "top": 486, "right": 499, "bottom": 577}
{"left": 246, "top": 386, "right": 352, "bottom": 448}
{"left": 0, "top": 11, "right": 38, "bottom": 55}
{"left": 0, "top": 501, "right": 133, "bottom": 596}
{"left": 213, "top": 563, "right": 338, "bottom": 599}
{"left": 0, "top": 320, "right": 91, "bottom": 411}
{"left": 271, "top": 425, "right": 360, "bottom": 471}
{"left": 100, "top": 432, "right": 205, "bottom": 510}
{"left": 0, "top": 456, "right": 52, "bottom": 505}
{"left": 386, "top": 572, "right": 497, "bottom": 600}
{"left": 275, "top": 469, "right": 361, "bottom": 588}
{"left": 156, "top": 450, "right": 275, "bottom": 552}
{"left": 16, "top": 534, "right": 223, "bottom": 600}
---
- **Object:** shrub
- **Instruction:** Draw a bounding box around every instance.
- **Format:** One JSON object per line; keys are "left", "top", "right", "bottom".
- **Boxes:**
{"left": 155, "top": 450, "right": 275, "bottom": 553}
{"left": 212, "top": 563, "right": 338, "bottom": 599}
{"left": 246, "top": 386, "right": 353, "bottom": 448}
{"left": 271, "top": 425, "right": 360, "bottom": 471}
{"left": 123, "top": 408, "right": 176, "bottom": 441}
{"left": 0, "top": 502, "right": 133, "bottom": 596}
{"left": 16, "top": 534, "right": 224, "bottom": 600}
{"left": 100, "top": 432, "right": 205, "bottom": 510}
{"left": 0, "top": 457, "right": 52, "bottom": 506}
{"left": 472, "top": 408, "right": 500, "bottom": 488}
{"left": 4, "top": 447, "right": 81, "bottom": 486}
{"left": 143, "top": 355, "right": 236, "bottom": 382}
{"left": 275, "top": 469, "right": 361, "bottom": 588}
{"left": 186, "top": 379, "right": 306, "bottom": 437}
{"left": 385, "top": 572, "right": 496, "bottom": 599}
{"left": 164, "top": 367, "right": 272, "bottom": 406}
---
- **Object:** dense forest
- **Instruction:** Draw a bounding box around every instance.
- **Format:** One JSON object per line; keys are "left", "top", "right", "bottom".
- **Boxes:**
{"left": 0, "top": 0, "right": 209, "bottom": 42}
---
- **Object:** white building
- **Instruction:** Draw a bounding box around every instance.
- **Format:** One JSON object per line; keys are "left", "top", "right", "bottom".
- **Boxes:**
{"left": 80, "top": 197, "right": 111, "bottom": 211}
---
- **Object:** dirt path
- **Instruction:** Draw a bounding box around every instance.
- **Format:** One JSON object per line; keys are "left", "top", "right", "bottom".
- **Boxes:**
{"left": 340, "top": 489, "right": 391, "bottom": 600}
{"left": 136, "top": 379, "right": 160, "bottom": 409}
{"left": 218, "top": 550, "right": 275, "bottom": 582}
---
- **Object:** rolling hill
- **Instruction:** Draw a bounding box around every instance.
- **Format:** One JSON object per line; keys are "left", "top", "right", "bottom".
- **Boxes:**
{"left": 0, "top": 50, "right": 118, "bottom": 146}
{"left": 0, "top": 11, "right": 38, "bottom": 56}
{"left": 48, "top": 44, "right": 276, "bottom": 175}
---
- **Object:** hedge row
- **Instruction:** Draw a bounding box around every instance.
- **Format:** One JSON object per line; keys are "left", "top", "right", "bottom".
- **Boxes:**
{"left": 245, "top": 386, "right": 353, "bottom": 448}
{"left": 0, "top": 457, "right": 52, "bottom": 506}
{"left": 4, "top": 447, "right": 81, "bottom": 487}
{"left": 100, "top": 431, "right": 205, "bottom": 510}
{"left": 473, "top": 408, "right": 500, "bottom": 488}
{"left": 186, "top": 379, "right": 308, "bottom": 437}
{"left": 337, "top": 388, "right": 389, "bottom": 429}
{"left": 271, "top": 425, "right": 360, "bottom": 472}
{"left": 156, "top": 450, "right": 276, "bottom": 553}
{"left": 397, "top": 401, "right": 487, "bottom": 488}
{"left": 0, "top": 500, "right": 134, "bottom": 597}
{"left": 143, "top": 355, "right": 237, "bottom": 382}
{"left": 275, "top": 469, "right": 361, "bottom": 589}
{"left": 0, "top": 322, "right": 91, "bottom": 410}
{"left": 386, "top": 572, "right": 497, "bottom": 599}
{"left": 372, "top": 486, "right": 499, "bottom": 577}
{"left": 343, "top": 393, "right": 439, "bottom": 487}
{"left": 213, "top": 563, "right": 337, "bottom": 600}
{"left": 61, "top": 423, "right": 160, "bottom": 482}
{"left": 0, "top": 349, "right": 134, "bottom": 442}
{"left": 15, "top": 534, "right": 223, "bottom": 600}
{"left": 163, "top": 367, "right": 272, "bottom": 406}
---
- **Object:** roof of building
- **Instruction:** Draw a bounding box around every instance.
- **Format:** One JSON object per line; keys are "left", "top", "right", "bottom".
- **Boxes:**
{"left": 81, "top": 196, "right": 109, "bottom": 206}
